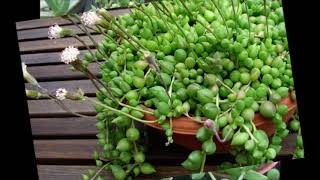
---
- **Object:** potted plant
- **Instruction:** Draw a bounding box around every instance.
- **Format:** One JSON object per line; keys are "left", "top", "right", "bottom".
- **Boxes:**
{"left": 25, "top": 0, "right": 304, "bottom": 179}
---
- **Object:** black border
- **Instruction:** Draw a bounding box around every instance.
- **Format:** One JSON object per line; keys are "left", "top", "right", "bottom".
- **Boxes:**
{"left": 5, "top": 0, "right": 39, "bottom": 179}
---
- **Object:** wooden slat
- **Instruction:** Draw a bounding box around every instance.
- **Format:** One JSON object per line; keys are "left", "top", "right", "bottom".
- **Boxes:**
{"left": 33, "top": 139, "right": 196, "bottom": 165}
{"left": 15, "top": 8, "right": 131, "bottom": 30}
{"left": 19, "top": 35, "right": 103, "bottom": 53}
{"left": 25, "top": 79, "right": 96, "bottom": 96}
{"left": 34, "top": 135, "right": 296, "bottom": 164}
{"left": 28, "top": 98, "right": 96, "bottom": 118}
{"left": 38, "top": 165, "right": 217, "bottom": 180}
{"left": 17, "top": 25, "right": 96, "bottom": 41}
{"left": 21, "top": 49, "right": 96, "bottom": 65}
{"left": 34, "top": 140, "right": 98, "bottom": 163}
{"left": 27, "top": 63, "right": 100, "bottom": 81}
{"left": 16, "top": 17, "right": 72, "bottom": 30}
{"left": 31, "top": 117, "right": 97, "bottom": 137}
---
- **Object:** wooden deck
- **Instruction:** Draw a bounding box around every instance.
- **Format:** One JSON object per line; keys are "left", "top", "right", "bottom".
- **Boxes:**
{"left": 16, "top": 8, "right": 296, "bottom": 180}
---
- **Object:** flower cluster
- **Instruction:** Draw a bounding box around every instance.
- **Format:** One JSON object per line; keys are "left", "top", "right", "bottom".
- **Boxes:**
{"left": 81, "top": 11, "right": 101, "bottom": 26}
{"left": 48, "top": 24, "right": 63, "bottom": 39}
{"left": 60, "top": 46, "right": 80, "bottom": 64}
{"left": 55, "top": 88, "right": 68, "bottom": 100}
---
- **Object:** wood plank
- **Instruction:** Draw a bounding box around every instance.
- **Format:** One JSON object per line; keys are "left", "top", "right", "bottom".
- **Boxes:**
{"left": 31, "top": 117, "right": 97, "bottom": 137}
{"left": 17, "top": 24, "right": 97, "bottom": 41}
{"left": 16, "top": 8, "right": 131, "bottom": 30}
{"left": 38, "top": 165, "right": 218, "bottom": 180}
{"left": 34, "top": 135, "right": 296, "bottom": 164}
{"left": 28, "top": 98, "right": 96, "bottom": 118}
{"left": 19, "top": 35, "right": 103, "bottom": 53}
{"left": 21, "top": 49, "right": 96, "bottom": 65}
{"left": 16, "top": 17, "right": 72, "bottom": 30}
{"left": 25, "top": 79, "right": 96, "bottom": 96}
{"left": 27, "top": 63, "right": 100, "bottom": 81}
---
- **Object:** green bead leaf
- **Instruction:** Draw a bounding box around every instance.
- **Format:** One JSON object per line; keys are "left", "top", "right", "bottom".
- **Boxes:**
{"left": 245, "top": 170, "right": 268, "bottom": 180}
{"left": 110, "top": 165, "right": 126, "bottom": 180}
{"left": 202, "top": 139, "right": 217, "bottom": 155}
{"left": 191, "top": 172, "right": 206, "bottom": 180}
{"left": 140, "top": 163, "right": 156, "bottom": 174}
{"left": 45, "top": 0, "right": 70, "bottom": 16}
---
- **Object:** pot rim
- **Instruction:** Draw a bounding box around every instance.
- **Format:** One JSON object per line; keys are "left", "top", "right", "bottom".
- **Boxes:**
{"left": 143, "top": 96, "right": 297, "bottom": 135}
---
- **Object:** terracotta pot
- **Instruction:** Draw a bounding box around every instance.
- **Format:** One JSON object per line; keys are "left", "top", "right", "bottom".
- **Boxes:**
{"left": 143, "top": 96, "right": 297, "bottom": 151}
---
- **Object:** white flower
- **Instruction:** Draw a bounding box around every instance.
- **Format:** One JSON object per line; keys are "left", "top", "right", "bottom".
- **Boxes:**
{"left": 81, "top": 11, "right": 101, "bottom": 26}
{"left": 56, "top": 88, "right": 68, "bottom": 100}
{"left": 60, "top": 46, "right": 80, "bottom": 64}
{"left": 48, "top": 24, "right": 63, "bottom": 39}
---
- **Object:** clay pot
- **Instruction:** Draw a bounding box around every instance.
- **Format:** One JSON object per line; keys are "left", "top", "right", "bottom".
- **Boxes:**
{"left": 143, "top": 96, "right": 296, "bottom": 151}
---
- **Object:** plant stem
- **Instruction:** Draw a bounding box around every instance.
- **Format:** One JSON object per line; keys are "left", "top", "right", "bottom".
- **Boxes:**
{"left": 110, "top": 17, "right": 147, "bottom": 50}
{"left": 72, "top": 34, "right": 102, "bottom": 66}
{"left": 209, "top": 0, "right": 230, "bottom": 36}
{"left": 168, "top": 75, "right": 175, "bottom": 104}
{"left": 263, "top": 0, "right": 269, "bottom": 38}
{"left": 217, "top": 78, "right": 235, "bottom": 93}
{"left": 86, "top": 97, "right": 158, "bottom": 124}
{"left": 211, "top": 120, "right": 225, "bottom": 143}
{"left": 153, "top": 3, "right": 175, "bottom": 37}
{"left": 90, "top": 162, "right": 111, "bottom": 180}
{"left": 230, "top": 0, "right": 238, "bottom": 28}
{"left": 119, "top": 102, "right": 154, "bottom": 114}
{"left": 184, "top": 113, "right": 204, "bottom": 124}
{"left": 71, "top": 14, "right": 100, "bottom": 47}
{"left": 208, "top": 172, "right": 217, "bottom": 180}
{"left": 200, "top": 152, "right": 207, "bottom": 173}
{"left": 106, "top": 117, "right": 109, "bottom": 144}
{"left": 222, "top": 128, "right": 233, "bottom": 142}
{"left": 131, "top": 122, "right": 139, "bottom": 153}
{"left": 243, "top": 0, "right": 251, "bottom": 38}
{"left": 242, "top": 124, "right": 258, "bottom": 143}
{"left": 216, "top": 95, "right": 220, "bottom": 111}
{"left": 237, "top": 171, "right": 246, "bottom": 180}
{"left": 218, "top": 106, "right": 233, "bottom": 119}
{"left": 156, "top": 1, "right": 189, "bottom": 41}
{"left": 66, "top": 15, "right": 102, "bottom": 65}
{"left": 134, "top": 5, "right": 159, "bottom": 42}
{"left": 94, "top": 25, "right": 119, "bottom": 45}
{"left": 250, "top": 120, "right": 257, "bottom": 132}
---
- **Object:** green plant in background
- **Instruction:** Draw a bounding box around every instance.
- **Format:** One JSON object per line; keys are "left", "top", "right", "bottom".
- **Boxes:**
{"left": 25, "top": 0, "right": 304, "bottom": 179}
{"left": 45, "top": 0, "right": 73, "bottom": 16}
{"left": 44, "top": 0, "right": 146, "bottom": 17}
{"left": 96, "top": 0, "right": 145, "bottom": 9}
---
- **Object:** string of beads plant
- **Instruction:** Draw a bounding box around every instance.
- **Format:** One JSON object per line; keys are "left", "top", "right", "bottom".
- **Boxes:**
{"left": 24, "top": 0, "right": 304, "bottom": 179}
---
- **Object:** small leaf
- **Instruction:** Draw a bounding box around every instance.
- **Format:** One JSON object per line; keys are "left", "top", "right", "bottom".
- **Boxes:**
{"left": 110, "top": 165, "right": 126, "bottom": 180}
{"left": 140, "top": 163, "right": 156, "bottom": 174}
{"left": 45, "top": 0, "right": 70, "bottom": 16}
{"left": 191, "top": 172, "right": 206, "bottom": 180}
{"left": 245, "top": 170, "right": 268, "bottom": 180}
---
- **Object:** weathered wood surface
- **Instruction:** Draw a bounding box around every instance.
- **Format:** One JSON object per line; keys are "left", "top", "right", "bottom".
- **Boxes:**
{"left": 38, "top": 165, "right": 217, "bottom": 180}
{"left": 26, "top": 63, "right": 100, "bottom": 81}
{"left": 21, "top": 49, "right": 96, "bottom": 65}
{"left": 33, "top": 134, "right": 296, "bottom": 164}
{"left": 25, "top": 80, "right": 97, "bottom": 96}
{"left": 17, "top": 24, "right": 96, "bottom": 41}
{"left": 28, "top": 98, "right": 96, "bottom": 117}
{"left": 19, "top": 35, "right": 103, "bottom": 53}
